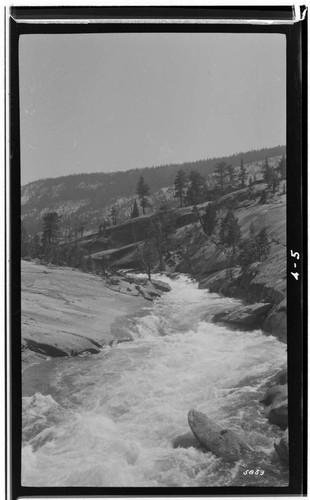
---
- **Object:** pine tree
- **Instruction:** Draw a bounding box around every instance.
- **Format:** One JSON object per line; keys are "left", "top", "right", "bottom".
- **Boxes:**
{"left": 226, "top": 164, "right": 235, "bottom": 186}
{"left": 239, "top": 158, "right": 246, "bottom": 188}
{"left": 42, "top": 212, "right": 61, "bottom": 248}
{"left": 185, "top": 170, "right": 206, "bottom": 206}
{"left": 255, "top": 227, "right": 270, "bottom": 261}
{"left": 146, "top": 210, "right": 176, "bottom": 271}
{"left": 139, "top": 241, "right": 158, "bottom": 280}
{"left": 78, "top": 221, "right": 86, "bottom": 239}
{"left": 260, "top": 189, "right": 267, "bottom": 204}
{"left": 270, "top": 169, "right": 280, "bottom": 194}
{"left": 263, "top": 157, "right": 272, "bottom": 188}
{"left": 110, "top": 206, "right": 118, "bottom": 225}
{"left": 136, "top": 175, "right": 150, "bottom": 215}
{"left": 202, "top": 202, "right": 218, "bottom": 237}
{"left": 131, "top": 199, "right": 139, "bottom": 218}
{"left": 214, "top": 161, "right": 227, "bottom": 191}
{"left": 219, "top": 210, "right": 241, "bottom": 253}
{"left": 277, "top": 154, "right": 286, "bottom": 179}
{"left": 174, "top": 169, "right": 187, "bottom": 207}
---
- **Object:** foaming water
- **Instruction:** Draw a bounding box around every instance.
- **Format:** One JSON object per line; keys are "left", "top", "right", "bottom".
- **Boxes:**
{"left": 22, "top": 274, "right": 288, "bottom": 487}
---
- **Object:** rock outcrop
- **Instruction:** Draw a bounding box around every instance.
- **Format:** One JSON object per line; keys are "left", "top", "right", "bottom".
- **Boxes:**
{"left": 179, "top": 194, "right": 287, "bottom": 341}
{"left": 104, "top": 274, "right": 171, "bottom": 302}
{"left": 22, "top": 261, "right": 173, "bottom": 374}
{"left": 260, "top": 369, "right": 288, "bottom": 430}
{"left": 274, "top": 429, "right": 289, "bottom": 463}
{"left": 188, "top": 409, "right": 253, "bottom": 462}
{"left": 212, "top": 302, "right": 272, "bottom": 330}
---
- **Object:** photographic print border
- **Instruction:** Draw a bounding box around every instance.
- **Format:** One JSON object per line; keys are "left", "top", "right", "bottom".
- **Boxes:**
{"left": 7, "top": 5, "right": 307, "bottom": 499}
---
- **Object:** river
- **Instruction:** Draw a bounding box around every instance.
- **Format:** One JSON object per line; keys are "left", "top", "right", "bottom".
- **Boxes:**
{"left": 22, "top": 274, "right": 288, "bottom": 487}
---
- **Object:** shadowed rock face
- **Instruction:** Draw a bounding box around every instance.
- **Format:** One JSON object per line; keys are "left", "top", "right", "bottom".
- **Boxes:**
{"left": 172, "top": 431, "right": 203, "bottom": 451}
{"left": 274, "top": 429, "right": 289, "bottom": 463}
{"left": 212, "top": 302, "right": 272, "bottom": 330}
{"left": 188, "top": 409, "right": 252, "bottom": 463}
{"left": 260, "top": 373, "right": 288, "bottom": 430}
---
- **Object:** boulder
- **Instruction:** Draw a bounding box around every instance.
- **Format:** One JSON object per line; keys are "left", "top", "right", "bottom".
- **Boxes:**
{"left": 260, "top": 384, "right": 287, "bottom": 406}
{"left": 268, "top": 401, "right": 288, "bottom": 429}
{"left": 143, "top": 281, "right": 162, "bottom": 297}
{"left": 150, "top": 279, "right": 172, "bottom": 293}
{"left": 108, "top": 276, "right": 121, "bottom": 286}
{"left": 138, "top": 288, "right": 153, "bottom": 301}
{"left": 127, "top": 276, "right": 147, "bottom": 286}
{"left": 172, "top": 431, "right": 202, "bottom": 450}
{"left": 260, "top": 383, "right": 288, "bottom": 430}
{"left": 212, "top": 302, "right": 272, "bottom": 330}
{"left": 188, "top": 409, "right": 253, "bottom": 462}
{"left": 274, "top": 429, "right": 289, "bottom": 463}
{"left": 266, "top": 368, "right": 287, "bottom": 387}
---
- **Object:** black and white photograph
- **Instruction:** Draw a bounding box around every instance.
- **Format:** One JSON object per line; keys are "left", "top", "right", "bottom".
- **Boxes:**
{"left": 8, "top": 6, "right": 305, "bottom": 498}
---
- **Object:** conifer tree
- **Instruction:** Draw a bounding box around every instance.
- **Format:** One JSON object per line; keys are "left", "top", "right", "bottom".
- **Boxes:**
{"left": 226, "top": 164, "right": 235, "bottom": 186}
{"left": 214, "top": 161, "right": 227, "bottom": 191}
{"left": 255, "top": 227, "right": 270, "bottom": 261}
{"left": 131, "top": 199, "right": 139, "bottom": 218}
{"left": 110, "top": 206, "right": 118, "bottom": 225}
{"left": 219, "top": 210, "right": 241, "bottom": 253}
{"left": 270, "top": 169, "right": 280, "bottom": 194}
{"left": 42, "top": 212, "right": 61, "bottom": 247}
{"left": 202, "top": 203, "right": 218, "bottom": 237}
{"left": 174, "top": 169, "right": 187, "bottom": 207}
{"left": 277, "top": 154, "right": 286, "bottom": 179}
{"left": 136, "top": 175, "right": 150, "bottom": 215}
{"left": 260, "top": 189, "right": 267, "bottom": 204}
{"left": 239, "top": 158, "right": 247, "bottom": 188}
{"left": 185, "top": 170, "right": 206, "bottom": 206}
{"left": 239, "top": 222, "right": 255, "bottom": 268}
{"left": 263, "top": 157, "right": 272, "bottom": 188}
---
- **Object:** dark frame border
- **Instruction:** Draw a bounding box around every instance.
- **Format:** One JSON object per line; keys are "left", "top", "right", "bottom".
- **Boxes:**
{"left": 9, "top": 6, "right": 307, "bottom": 499}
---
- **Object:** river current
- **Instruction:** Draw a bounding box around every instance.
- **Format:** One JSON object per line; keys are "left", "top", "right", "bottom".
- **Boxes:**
{"left": 22, "top": 274, "right": 288, "bottom": 487}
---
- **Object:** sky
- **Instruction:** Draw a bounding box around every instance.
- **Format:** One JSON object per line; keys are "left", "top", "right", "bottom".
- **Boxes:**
{"left": 19, "top": 33, "right": 286, "bottom": 185}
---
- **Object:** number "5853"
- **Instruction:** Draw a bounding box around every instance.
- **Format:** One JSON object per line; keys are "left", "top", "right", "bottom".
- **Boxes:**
{"left": 243, "top": 469, "right": 265, "bottom": 475}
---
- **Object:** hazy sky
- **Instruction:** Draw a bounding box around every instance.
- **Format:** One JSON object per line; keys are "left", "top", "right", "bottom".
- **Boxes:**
{"left": 19, "top": 33, "right": 286, "bottom": 185}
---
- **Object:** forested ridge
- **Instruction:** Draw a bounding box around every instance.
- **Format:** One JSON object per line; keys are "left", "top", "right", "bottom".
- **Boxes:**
{"left": 22, "top": 145, "right": 285, "bottom": 209}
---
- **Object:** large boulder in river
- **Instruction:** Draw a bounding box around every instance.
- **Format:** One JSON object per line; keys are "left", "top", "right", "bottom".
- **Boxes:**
{"left": 268, "top": 401, "right": 288, "bottom": 429}
{"left": 260, "top": 384, "right": 288, "bottom": 430}
{"left": 266, "top": 367, "right": 287, "bottom": 387}
{"left": 151, "top": 278, "right": 172, "bottom": 293}
{"left": 274, "top": 429, "right": 289, "bottom": 463}
{"left": 212, "top": 302, "right": 272, "bottom": 330}
{"left": 137, "top": 287, "right": 153, "bottom": 301}
{"left": 188, "top": 409, "right": 253, "bottom": 462}
{"left": 172, "top": 431, "right": 202, "bottom": 450}
{"left": 260, "top": 384, "right": 287, "bottom": 406}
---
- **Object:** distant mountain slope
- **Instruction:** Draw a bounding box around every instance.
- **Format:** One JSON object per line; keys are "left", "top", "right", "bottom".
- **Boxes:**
{"left": 21, "top": 145, "right": 285, "bottom": 235}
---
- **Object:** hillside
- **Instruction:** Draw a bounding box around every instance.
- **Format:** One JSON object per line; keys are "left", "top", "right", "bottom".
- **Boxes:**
{"left": 21, "top": 145, "right": 285, "bottom": 236}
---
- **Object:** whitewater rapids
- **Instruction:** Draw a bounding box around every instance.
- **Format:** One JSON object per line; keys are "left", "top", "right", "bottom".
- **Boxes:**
{"left": 22, "top": 274, "right": 288, "bottom": 487}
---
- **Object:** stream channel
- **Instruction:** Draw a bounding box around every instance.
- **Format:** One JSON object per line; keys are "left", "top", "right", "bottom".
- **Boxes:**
{"left": 22, "top": 274, "right": 288, "bottom": 487}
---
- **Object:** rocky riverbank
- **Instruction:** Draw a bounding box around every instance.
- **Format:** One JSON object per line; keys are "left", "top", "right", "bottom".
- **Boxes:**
{"left": 172, "top": 365, "right": 288, "bottom": 465}
{"left": 173, "top": 190, "right": 287, "bottom": 342}
{"left": 21, "top": 260, "right": 170, "bottom": 390}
